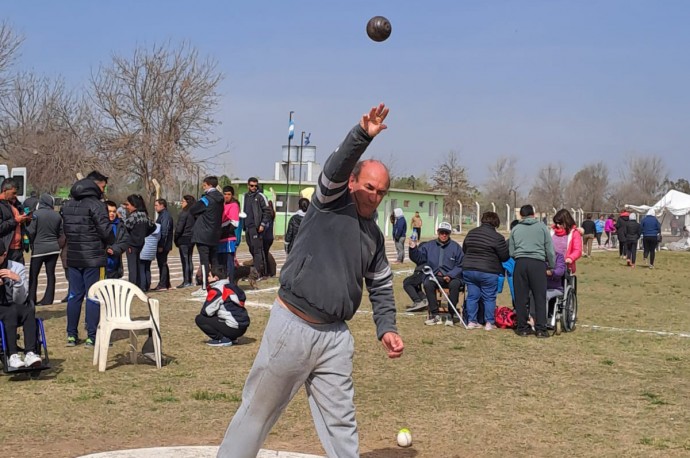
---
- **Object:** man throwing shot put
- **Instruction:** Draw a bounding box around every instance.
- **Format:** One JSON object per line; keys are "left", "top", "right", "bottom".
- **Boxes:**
{"left": 217, "top": 103, "right": 404, "bottom": 458}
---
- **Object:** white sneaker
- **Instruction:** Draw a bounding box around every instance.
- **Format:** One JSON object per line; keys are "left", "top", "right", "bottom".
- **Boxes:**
{"left": 466, "top": 322, "right": 483, "bottom": 329}
{"left": 444, "top": 316, "right": 454, "bottom": 327}
{"left": 424, "top": 315, "right": 443, "bottom": 326}
{"left": 484, "top": 322, "right": 496, "bottom": 331}
{"left": 8, "top": 353, "right": 24, "bottom": 369}
{"left": 24, "top": 351, "right": 42, "bottom": 368}
{"left": 191, "top": 288, "right": 207, "bottom": 297}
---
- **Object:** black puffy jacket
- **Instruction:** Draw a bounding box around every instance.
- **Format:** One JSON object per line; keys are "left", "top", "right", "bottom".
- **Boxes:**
{"left": 461, "top": 223, "right": 511, "bottom": 275}
{"left": 175, "top": 210, "right": 195, "bottom": 247}
{"left": 61, "top": 179, "right": 113, "bottom": 268}
{"left": 189, "top": 188, "right": 224, "bottom": 246}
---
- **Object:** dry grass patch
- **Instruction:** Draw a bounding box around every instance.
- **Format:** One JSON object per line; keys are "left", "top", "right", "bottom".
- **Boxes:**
{"left": 1, "top": 249, "right": 689, "bottom": 457}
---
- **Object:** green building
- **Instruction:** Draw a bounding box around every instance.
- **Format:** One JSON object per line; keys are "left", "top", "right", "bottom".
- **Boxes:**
{"left": 233, "top": 143, "right": 445, "bottom": 238}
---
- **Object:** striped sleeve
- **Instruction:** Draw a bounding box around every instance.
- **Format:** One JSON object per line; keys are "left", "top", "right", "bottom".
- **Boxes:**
{"left": 314, "top": 124, "right": 373, "bottom": 210}
{"left": 365, "top": 238, "right": 398, "bottom": 340}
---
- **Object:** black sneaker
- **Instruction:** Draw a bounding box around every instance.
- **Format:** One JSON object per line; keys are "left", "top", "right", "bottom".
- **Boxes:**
{"left": 515, "top": 328, "right": 534, "bottom": 337}
{"left": 535, "top": 330, "right": 551, "bottom": 338}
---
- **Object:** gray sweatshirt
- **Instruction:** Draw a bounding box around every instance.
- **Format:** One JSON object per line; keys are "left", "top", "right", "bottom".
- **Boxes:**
{"left": 0, "top": 260, "right": 28, "bottom": 306}
{"left": 278, "top": 124, "right": 397, "bottom": 340}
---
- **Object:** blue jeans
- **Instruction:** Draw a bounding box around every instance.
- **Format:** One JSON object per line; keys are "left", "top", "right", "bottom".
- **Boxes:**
{"left": 462, "top": 270, "right": 499, "bottom": 324}
{"left": 67, "top": 267, "right": 103, "bottom": 340}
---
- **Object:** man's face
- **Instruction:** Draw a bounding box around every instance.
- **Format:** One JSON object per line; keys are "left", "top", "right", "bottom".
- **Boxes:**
{"left": 348, "top": 163, "right": 389, "bottom": 219}
{"left": 154, "top": 202, "right": 164, "bottom": 213}
{"left": 107, "top": 205, "right": 117, "bottom": 222}
{"left": 3, "top": 187, "right": 16, "bottom": 200}
{"left": 224, "top": 191, "right": 233, "bottom": 203}
{"left": 248, "top": 181, "right": 259, "bottom": 193}
{"left": 94, "top": 180, "right": 107, "bottom": 193}
{"left": 437, "top": 230, "right": 451, "bottom": 243}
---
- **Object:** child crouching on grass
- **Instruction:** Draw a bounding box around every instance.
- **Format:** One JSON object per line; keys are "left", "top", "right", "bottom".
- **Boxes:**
{"left": 195, "top": 264, "right": 250, "bottom": 347}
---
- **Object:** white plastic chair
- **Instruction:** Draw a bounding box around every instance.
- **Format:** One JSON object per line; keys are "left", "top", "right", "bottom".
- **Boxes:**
{"left": 88, "top": 279, "right": 162, "bottom": 372}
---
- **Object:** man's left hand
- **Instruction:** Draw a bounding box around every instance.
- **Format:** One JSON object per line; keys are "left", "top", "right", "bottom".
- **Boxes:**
{"left": 443, "top": 276, "right": 451, "bottom": 283}
{"left": 360, "top": 103, "right": 389, "bottom": 138}
{"left": 381, "top": 332, "right": 404, "bottom": 359}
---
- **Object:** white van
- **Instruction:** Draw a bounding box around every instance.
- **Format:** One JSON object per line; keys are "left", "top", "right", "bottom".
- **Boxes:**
{"left": 0, "top": 165, "right": 27, "bottom": 203}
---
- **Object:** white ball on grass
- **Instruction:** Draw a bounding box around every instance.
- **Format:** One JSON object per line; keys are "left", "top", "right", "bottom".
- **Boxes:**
{"left": 397, "top": 428, "right": 412, "bottom": 447}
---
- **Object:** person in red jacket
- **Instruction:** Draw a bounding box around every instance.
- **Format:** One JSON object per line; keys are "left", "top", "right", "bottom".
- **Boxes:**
{"left": 551, "top": 209, "right": 582, "bottom": 273}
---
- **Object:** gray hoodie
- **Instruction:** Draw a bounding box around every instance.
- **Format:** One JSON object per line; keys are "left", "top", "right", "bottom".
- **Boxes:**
{"left": 509, "top": 217, "right": 556, "bottom": 269}
{"left": 278, "top": 124, "right": 397, "bottom": 340}
{"left": 27, "top": 194, "right": 63, "bottom": 257}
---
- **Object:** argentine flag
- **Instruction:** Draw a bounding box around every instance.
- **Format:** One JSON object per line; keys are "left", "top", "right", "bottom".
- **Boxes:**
{"left": 288, "top": 120, "right": 295, "bottom": 140}
{"left": 304, "top": 132, "right": 311, "bottom": 146}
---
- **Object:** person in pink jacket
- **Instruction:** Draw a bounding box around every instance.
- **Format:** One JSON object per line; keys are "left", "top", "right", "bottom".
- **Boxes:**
{"left": 218, "top": 185, "right": 241, "bottom": 281}
{"left": 551, "top": 209, "right": 583, "bottom": 273}
{"left": 604, "top": 214, "right": 616, "bottom": 248}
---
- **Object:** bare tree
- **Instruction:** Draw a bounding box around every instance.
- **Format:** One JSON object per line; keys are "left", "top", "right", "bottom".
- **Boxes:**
{"left": 529, "top": 163, "right": 566, "bottom": 211}
{"left": 0, "top": 73, "right": 101, "bottom": 191}
{"left": 90, "top": 42, "right": 223, "bottom": 205}
{"left": 618, "top": 155, "right": 667, "bottom": 206}
{"left": 565, "top": 162, "right": 609, "bottom": 212}
{"left": 0, "top": 22, "right": 22, "bottom": 90}
{"left": 484, "top": 156, "right": 520, "bottom": 210}
{"left": 431, "top": 151, "right": 476, "bottom": 225}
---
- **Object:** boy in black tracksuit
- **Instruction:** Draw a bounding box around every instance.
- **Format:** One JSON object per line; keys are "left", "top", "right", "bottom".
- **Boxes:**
{"left": 195, "top": 265, "right": 250, "bottom": 346}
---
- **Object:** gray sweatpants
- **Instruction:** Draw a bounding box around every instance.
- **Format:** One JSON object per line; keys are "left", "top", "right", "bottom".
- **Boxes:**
{"left": 217, "top": 301, "right": 358, "bottom": 458}
{"left": 394, "top": 237, "right": 405, "bottom": 262}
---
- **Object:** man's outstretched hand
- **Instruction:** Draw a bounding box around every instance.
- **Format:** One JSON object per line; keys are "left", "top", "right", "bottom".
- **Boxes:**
{"left": 360, "top": 103, "right": 389, "bottom": 138}
{"left": 381, "top": 332, "right": 404, "bottom": 359}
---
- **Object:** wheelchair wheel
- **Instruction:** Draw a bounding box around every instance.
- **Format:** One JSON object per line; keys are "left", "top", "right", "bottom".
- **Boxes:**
{"left": 562, "top": 288, "right": 577, "bottom": 332}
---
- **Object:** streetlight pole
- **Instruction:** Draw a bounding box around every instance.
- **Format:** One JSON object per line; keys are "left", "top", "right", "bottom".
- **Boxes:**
{"left": 285, "top": 111, "right": 295, "bottom": 234}
{"left": 298, "top": 131, "right": 305, "bottom": 194}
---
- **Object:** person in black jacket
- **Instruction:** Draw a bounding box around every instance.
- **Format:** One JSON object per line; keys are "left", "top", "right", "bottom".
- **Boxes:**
{"left": 615, "top": 210, "right": 630, "bottom": 258}
{"left": 262, "top": 200, "right": 276, "bottom": 277}
{"left": 26, "top": 193, "right": 63, "bottom": 306}
{"left": 461, "top": 212, "right": 511, "bottom": 330}
{"left": 623, "top": 213, "right": 641, "bottom": 268}
{"left": 581, "top": 214, "right": 596, "bottom": 258}
{"left": 175, "top": 195, "right": 196, "bottom": 288}
{"left": 0, "top": 179, "right": 31, "bottom": 265}
{"left": 189, "top": 176, "right": 224, "bottom": 289}
{"left": 122, "top": 194, "right": 156, "bottom": 292}
{"left": 284, "top": 198, "right": 309, "bottom": 255}
{"left": 153, "top": 199, "right": 174, "bottom": 290}
{"left": 61, "top": 171, "right": 114, "bottom": 347}
{"left": 104, "top": 200, "right": 129, "bottom": 279}
{"left": 243, "top": 177, "right": 271, "bottom": 278}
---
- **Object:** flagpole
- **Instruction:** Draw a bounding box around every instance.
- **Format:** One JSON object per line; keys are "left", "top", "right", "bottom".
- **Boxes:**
{"left": 285, "top": 111, "right": 294, "bottom": 234}
{"left": 298, "top": 131, "right": 305, "bottom": 194}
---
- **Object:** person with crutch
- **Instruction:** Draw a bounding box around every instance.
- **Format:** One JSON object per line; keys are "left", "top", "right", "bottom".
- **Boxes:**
{"left": 409, "top": 221, "right": 464, "bottom": 326}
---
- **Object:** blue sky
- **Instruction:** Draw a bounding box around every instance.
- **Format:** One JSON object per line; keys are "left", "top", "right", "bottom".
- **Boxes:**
{"left": 4, "top": 1, "right": 689, "bottom": 190}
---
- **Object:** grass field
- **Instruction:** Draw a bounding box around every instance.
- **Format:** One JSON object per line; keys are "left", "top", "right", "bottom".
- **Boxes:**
{"left": 1, "top": 247, "right": 689, "bottom": 457}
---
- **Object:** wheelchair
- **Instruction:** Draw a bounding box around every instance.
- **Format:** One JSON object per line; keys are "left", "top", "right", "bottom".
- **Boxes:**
{"left": 546, "top": 271, "right": 578, "bottom": 335}
{"left": 0, "top": 318, "right": 51, "bottom": 376}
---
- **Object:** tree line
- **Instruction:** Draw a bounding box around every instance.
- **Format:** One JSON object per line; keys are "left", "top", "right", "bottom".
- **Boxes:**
{"left": 0, "top": 22, "right": 224, "bottom": 206}
{"left": 391, "top": 149, "right": 683, "bottom": 219}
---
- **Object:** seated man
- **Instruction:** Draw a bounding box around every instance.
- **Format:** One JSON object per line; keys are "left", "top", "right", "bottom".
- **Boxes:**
{"left": 403, "top": 241, "right": 429, "bottom": 312}
{"left": 195, "top": 264, "right": 250, "bottom": 347}
{"left": 409, "top": 221, "right": 464, "bottom": 325}
{"left": 0, "top": 240, "right": 42, "bottom": 369}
